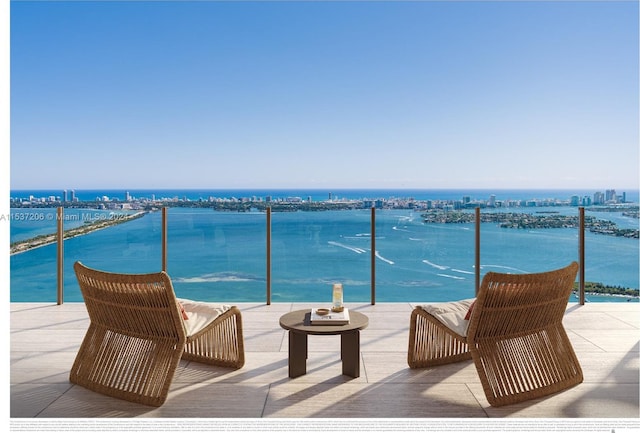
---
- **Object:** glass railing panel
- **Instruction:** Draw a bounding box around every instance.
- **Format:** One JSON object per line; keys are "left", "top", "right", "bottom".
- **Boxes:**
{"left": 582, "top": 208, "right": 639, "bottom": 299}
{"left": 374, "top": 209, "right": 477, "bottom": 302}
{"left": 10, "top": 208, "right": 157, "bottom": 302}
{"left": 11, "top": 244, "right": 59, "bottom": 302}
{"left": 166, "top": 209, "right": 266, "bottom": 302}
{"left": 479, "top": 209, "right": 579, "bottom": 271}
{"left": 10, "top": 208, "right": 61, "bottom": 302}
{"left": 61, "top": 209, "right": 163, "bottom": 302}
{"left": 270, "top": 210, "right": 372, "bottom": 303}
{"left": 10, "top": 208, "right": 62, "bottom": 245}
{"left": 480, "top": 206, "right": 639, "bottom": 302}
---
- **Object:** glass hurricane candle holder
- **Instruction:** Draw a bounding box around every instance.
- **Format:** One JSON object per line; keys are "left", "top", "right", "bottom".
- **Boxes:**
{"left": 332, "top": 283, "right": 344, "bottom": 312}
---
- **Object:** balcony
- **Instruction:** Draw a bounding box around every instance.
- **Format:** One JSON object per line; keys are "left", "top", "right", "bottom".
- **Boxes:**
{"left": 9, "top": 199, "right": 640, "bottom": 428}
{"left": 10, "top": 300, "right": 639, "bottom": 426}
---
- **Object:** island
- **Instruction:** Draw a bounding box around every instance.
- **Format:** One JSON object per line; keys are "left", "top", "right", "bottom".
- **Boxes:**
{"left": 10, "top": 211, "right": 147, "bottom": 255}
{"left": 421, "top": 210, "right": 639, "bottom": 239}
{"left": 574, "top": 282, "right": 639, "bottom": 299}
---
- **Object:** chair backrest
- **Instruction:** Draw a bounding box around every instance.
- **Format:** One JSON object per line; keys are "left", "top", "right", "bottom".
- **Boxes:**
{"left": 467, "top": 261, "right": 579, "bottom": 342}
{"left": 74, "top": 261, "right": 187, "bottom": 343}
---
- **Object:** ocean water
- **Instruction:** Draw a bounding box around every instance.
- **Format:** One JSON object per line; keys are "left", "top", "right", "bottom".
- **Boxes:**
{"left": 9, "top": 189, "right": 639, "bottom": 303}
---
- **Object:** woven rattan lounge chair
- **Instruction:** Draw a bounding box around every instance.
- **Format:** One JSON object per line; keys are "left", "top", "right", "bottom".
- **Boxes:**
{"left": 70, "top": 261, "right": 245, "bottom": 406}
{"left": 408, "top": 261, "right": 582, "bottom": 407}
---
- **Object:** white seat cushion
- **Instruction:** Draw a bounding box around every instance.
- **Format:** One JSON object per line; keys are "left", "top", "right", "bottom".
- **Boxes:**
{"left": 419, "top": 298, "right": 475, "bottom": 337}
{"left": 177, "top": 298, "right": 232, "bottom": 337}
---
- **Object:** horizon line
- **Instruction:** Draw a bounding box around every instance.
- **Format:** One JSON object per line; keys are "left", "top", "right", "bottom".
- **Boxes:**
{"left": 10, "top": 187, "right": 640, "bottom": 191}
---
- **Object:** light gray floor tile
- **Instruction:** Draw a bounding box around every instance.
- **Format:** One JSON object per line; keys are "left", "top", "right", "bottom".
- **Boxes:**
{"left": 10, "top": 302, "right": 640, "bottom": 420}
{"left": 263, "top": 382, "right": 487, "bottom": 418}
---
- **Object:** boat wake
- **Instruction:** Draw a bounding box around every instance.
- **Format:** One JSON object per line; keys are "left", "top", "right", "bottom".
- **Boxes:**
{"left": 392, "top": 226, "right": 411, "bottom": 232}
{"left": 422, "top": 259, "right": 448, "bottom": 270}
{"left": 480, "top": 264, "right": 528, "bottom": 273}
{"left": 451, "top": 268, "right": 474, "bottom": 275}
{"left": 344, "top": 235, "right": 385, "bottom": 240}
{"left": 375, "top": 251, "right": 394, "bottom": 265}
{"left": 328, "top": 241, "right": 366, "bottom": 254}
{"left": 437, "top": 273, "right": 466, "bottom": 280}
{"left": 174, "top": 272, "right": 261, "bottom": 283}
{"left": 327, "top": 241, "right": 394, "bottom": 264}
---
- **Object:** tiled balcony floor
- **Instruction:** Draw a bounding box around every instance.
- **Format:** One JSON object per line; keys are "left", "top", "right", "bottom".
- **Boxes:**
{"left": 9, "top": 301, "right": 640, "bottom": 428}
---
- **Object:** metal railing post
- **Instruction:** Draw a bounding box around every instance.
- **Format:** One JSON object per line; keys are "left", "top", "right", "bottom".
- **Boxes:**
{"left": 266, "top": 206, "right": 271, "bottom": 305}
{"left": 162, "top": 207, "right": 168, "bottom": 272}
{"left": 370, "top": 206, "right": 376, "bottom": 305}
{"left": 579, "top": 207, "right": 585, "bottom": 305}
{"left": 57, "top": 207, "right": 64, "bottom": 305}
{"left": 475, "top": 207, "right": 480, "bottom": 296}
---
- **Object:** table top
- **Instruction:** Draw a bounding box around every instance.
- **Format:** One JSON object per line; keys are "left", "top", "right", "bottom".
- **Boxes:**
{"left": 279, "top": 309, "right": 368, "bottom": 335}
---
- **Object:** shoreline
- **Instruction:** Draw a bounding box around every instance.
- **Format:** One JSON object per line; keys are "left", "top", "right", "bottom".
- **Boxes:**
{"left": 572, "top": 291, "right": 639, "bottom": 301}
{"left": 10, "top": 211, "right": 147, "bottom": 255}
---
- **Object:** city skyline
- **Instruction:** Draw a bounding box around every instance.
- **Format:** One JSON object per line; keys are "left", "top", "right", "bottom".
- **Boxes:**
{"left": 7, "top": 0, "right": 640, "bottom": 191}
{"left": 9, "top": 186, "right": 636, "bottom": 207}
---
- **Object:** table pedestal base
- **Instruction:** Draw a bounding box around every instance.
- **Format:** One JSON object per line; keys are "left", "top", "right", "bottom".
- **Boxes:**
{"left": 287, "top": 330, "right": 361, "bottom": 378}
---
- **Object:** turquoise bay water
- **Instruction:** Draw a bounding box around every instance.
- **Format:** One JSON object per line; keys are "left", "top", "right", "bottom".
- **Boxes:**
{"left": 10, "top": 205, "right": 639, "bottom": 303}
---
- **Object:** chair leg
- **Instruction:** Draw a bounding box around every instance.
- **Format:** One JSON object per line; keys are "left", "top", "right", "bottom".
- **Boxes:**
{"left": 182, "top": 306, "right": 245, "bottom": 368}
{"left": 470, "top": 325, "right": 583, "bottom": 406}
{"left": 408, "top": 307, "right": 471, "bottom": 368}
{"left": 70, "top": 325, "right": 184, "bottom": 407}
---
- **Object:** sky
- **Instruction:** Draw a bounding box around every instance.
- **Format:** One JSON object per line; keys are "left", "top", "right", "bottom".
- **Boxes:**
{"left": 7, "top": 0, "right": 640, "bottom": 191}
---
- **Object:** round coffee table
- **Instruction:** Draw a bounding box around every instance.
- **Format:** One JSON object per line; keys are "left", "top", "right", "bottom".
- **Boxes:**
{"left": 279, "top": 309, "right": 368, "bottom": 378}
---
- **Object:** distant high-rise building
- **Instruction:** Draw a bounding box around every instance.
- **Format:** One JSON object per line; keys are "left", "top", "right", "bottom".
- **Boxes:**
{"left": 593, "top": 191, "right": 604, "bottom": 205}
{"left": 63, "top": 190, "right": 67, "bottom": 202}
{"left": 70, "top": 190, "right": 76, "bottom": 202}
